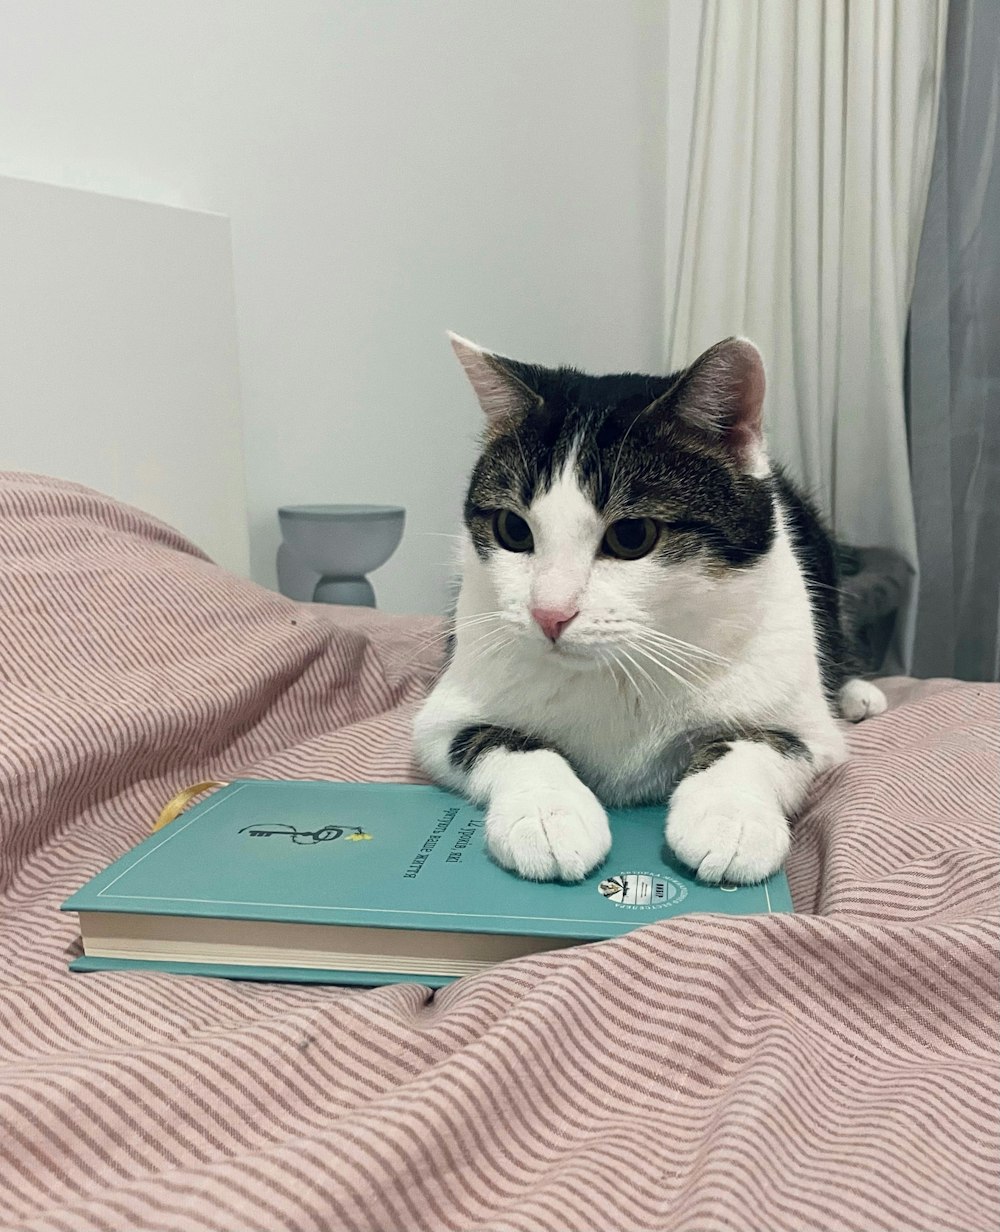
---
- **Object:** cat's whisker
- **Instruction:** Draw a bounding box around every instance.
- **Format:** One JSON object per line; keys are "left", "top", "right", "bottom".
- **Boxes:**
{"left": 619, "top": 636, "right": 693, "bottom": 691}
{"left": 459, "top": 625, "right": 507, "bottom": 650}
{"left": 635, "top": 626, "right": 730, "bottom": 665}
{"left": 399, "top": 632, "right": 454, "bottom": 658}
{"left": 613, "top": 654, "right": 642, "bottom": 699}
{"left": 644, "top": 644, "right": 716, "bottom": 688}
{"left": 403, "top": 612, "right": 510, "bottom": 656}
{"left": 629, "top": 629, "right": 719, "bottom": 679}
{"left": 803, "top": 579, "right": 852, "bottom": 597}
{"left": 627, "top": 639, "right": 704, "bottom": 691}
{"left": 510, "top": 429, "right": 533, "bottom": 491}
{"left": 461, "top": 634, "right": 516, "bottom": 671}
{"left": 456, "top": 624, "right": 516, "bottom": 659}
{"left": 402, "top": 614, "right": 498, "bottom": 647}
{"left": 599, "top": 652, "right": 630, "bottom": 708}
{"left": 603, "top": 648, "right": 644, "bottom": 701}
{"left": 452, "top": 614, "right": 510, "bottom": 634}
{"left": 450, "top": 614, "right": 517, "bottom": 653}
{"left": 607, "top": 404, "right": 653, "bottom": 514}
{"left": 462, "top": 642, "right": 509, "bottom": 669}
{"left": 616, "top": 647, "right": 674, "bottom": 703}
{"left": 703, "top": 616, "right": 756, "bottom": 634}
{"left": 632, "top": 637, "right": 722, "bottom": 676}
{"left": 399, "top": 610, "right": 504, "bottom": 643}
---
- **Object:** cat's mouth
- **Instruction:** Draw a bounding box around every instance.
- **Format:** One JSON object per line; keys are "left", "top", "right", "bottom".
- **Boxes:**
{"left": 538, "top": 637, "right": 603, "bottom": 669}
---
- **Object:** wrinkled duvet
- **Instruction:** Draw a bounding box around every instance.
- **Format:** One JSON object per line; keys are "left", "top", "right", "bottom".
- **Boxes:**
{"left": 1, "top": 473, "right": 997, "bottom": 1232}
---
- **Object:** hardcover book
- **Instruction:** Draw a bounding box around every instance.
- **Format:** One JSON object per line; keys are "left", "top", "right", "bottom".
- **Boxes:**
{"left": 63, "top": 780, "right": 793, "bottom": 987}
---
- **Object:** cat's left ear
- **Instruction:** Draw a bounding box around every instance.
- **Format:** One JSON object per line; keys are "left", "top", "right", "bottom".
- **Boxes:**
{"left": 448, "top": 332, "right": 543, "bottom": 428}
{"left": 651, "top": 337, "right": 766, "bottom": 466}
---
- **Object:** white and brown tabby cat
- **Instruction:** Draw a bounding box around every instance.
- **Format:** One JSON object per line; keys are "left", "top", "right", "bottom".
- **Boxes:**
{"left": 413, "top": 334, "right": 886, "bottom": 884}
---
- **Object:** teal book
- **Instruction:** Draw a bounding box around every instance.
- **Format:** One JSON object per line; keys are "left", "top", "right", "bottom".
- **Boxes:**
{"left": 63, "top": 780, "right": 793, "bottom": 988}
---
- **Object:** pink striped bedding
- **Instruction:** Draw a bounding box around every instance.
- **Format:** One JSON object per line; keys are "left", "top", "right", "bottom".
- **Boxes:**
{"left": 0, "top": 472, "right": 997, "bottom": 1232}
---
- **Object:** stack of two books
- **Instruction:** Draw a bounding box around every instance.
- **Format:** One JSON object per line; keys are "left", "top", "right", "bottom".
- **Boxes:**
{"left": 64, "top": 780, "right": 792, "bottom": 988}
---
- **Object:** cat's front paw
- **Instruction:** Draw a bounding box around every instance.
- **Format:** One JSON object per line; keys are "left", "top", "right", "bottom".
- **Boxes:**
{"left": 486, "top": 778, "right": 611, "bottom": 882}
{"left": 666, "top": 778, "right": 789, "bottom": 884}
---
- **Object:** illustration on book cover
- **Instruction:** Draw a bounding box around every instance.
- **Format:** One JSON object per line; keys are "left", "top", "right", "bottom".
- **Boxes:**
{"left": 238, "top": 822, "right": 373, "bottom": 846}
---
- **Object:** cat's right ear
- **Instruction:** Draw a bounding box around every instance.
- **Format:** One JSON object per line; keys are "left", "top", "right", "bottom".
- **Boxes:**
{"left": 448, "top": 332, "right": 542, "bottom": 428}
{"left": 644, "top": 337, "right": 766, "bottom": 468}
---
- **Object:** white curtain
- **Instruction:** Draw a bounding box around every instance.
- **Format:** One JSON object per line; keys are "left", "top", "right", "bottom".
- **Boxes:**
{"left": 666, "top": 0, "right": 947, "bottom": 594}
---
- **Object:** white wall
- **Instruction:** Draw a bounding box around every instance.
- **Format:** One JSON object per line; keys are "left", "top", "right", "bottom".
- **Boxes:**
{"left": 0, "top": 0, "right": 668, "bottom": 614}
{"left": 0, "top": 176, "right": 249, "bottom": 575}
{"left": 663, "top": 0, "right": 702, "bottom": 345}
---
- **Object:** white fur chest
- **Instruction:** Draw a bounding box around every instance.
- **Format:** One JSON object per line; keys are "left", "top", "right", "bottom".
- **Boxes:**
{"left": 449, "top": 633, "right": 752, "bottom": 804}
{"left": 443, "top": 518, "right": 842, "bottom": 805}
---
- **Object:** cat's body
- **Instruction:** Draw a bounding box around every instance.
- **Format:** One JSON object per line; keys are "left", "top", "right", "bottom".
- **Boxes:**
{"left": 413, "top": 335, "right": 885, "bottom": 884}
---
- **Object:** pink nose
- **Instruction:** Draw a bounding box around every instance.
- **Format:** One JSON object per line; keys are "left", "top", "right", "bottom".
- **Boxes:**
{"left": 531, "top": 606, "right": 579, "bottom": 642}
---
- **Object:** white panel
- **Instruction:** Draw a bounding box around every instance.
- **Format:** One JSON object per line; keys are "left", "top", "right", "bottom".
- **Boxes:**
{"left": 0, "top": 176, "right": 249, "bottom": 575}
{"left": 0, "top": 0, "right": 665, "bottom": 612}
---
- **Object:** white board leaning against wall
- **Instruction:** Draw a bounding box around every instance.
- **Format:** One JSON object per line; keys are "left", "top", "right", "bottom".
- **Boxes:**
{"left": 0, "top": 176, "right": 249, "bottom": 575}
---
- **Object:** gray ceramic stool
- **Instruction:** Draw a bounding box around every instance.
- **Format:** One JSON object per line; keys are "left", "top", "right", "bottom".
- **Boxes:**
{"left": 277, "top": 505, "right": 405, "bottom": 607}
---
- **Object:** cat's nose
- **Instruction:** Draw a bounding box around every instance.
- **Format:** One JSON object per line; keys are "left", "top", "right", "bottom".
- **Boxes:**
{"left": 531, "top": 606, "right": 579, "bottom": 642}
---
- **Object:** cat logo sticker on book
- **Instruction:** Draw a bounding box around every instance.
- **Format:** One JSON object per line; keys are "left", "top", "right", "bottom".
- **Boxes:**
{"left": 239, "top": 823, "right": 372, "bottom": 846}
{"left": 598, "top": 872, "right": 687, "bottom": 910}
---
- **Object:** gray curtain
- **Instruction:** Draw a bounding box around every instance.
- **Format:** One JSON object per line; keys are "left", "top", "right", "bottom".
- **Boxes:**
{"left": 906, "top": 0, "right": 1000, "bottom": 682}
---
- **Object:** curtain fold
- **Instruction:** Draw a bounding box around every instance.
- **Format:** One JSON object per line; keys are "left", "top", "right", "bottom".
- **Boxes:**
{"left": 906, "top": 0, "right": 1000, "bottom": 682}
{"left": 666, "top": 0, "right": 947, "bottom": 628}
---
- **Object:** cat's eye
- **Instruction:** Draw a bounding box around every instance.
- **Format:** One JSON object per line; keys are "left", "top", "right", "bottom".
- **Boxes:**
{"left": 602, "top": 517, "right": 660, "bottom": 560}
{"left": 493, "top": 509, "right": 534, "bottom": 553}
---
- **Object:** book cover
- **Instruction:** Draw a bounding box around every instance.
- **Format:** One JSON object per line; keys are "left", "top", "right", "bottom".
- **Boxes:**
{"left": 63, "top": 780, "right": 793, "bottom": 986}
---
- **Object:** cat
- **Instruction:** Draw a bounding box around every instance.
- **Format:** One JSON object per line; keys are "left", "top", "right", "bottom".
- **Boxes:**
{"left": 412, "top": 333, "right": 887, "bottom": 884}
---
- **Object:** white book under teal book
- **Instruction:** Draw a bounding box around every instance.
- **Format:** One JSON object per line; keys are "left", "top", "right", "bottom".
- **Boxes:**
{"left": 63, "top": 780, "right": 794, "bottom": 988}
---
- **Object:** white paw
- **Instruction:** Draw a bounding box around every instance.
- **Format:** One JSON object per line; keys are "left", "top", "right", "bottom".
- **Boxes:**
{"left": 838, "top": 678, "right": 888, "bottom": 723}
{"left": 486, "top": 778, "right": 611, "bottom": 882}
{"left": 666, "top": 776, "right": 789, "bottom": 884}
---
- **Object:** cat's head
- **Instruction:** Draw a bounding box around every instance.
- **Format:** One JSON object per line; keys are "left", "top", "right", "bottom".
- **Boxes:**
{"left": 452, "top": 333, "right": 775, "bottom": 665}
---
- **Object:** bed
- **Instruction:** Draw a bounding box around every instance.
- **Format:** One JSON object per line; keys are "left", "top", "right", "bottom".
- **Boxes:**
{"left": 1, "top": 473, "right": 997, "bottom": 1232}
